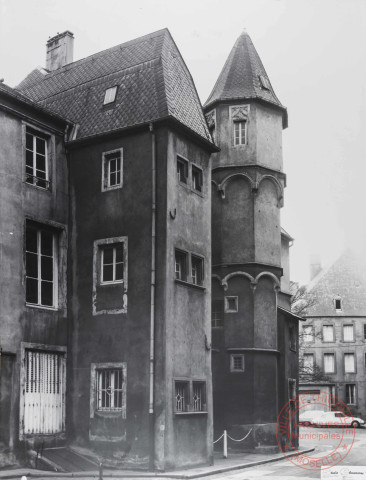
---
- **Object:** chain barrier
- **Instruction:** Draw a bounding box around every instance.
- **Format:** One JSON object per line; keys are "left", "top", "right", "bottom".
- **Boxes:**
{"left": 213, "top": 428, "right": 253, "bottom": 458}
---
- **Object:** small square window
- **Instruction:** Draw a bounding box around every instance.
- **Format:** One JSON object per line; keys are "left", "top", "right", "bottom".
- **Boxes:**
{"left": 101, "top": 243, "right": 124, "bottom": 284}
{"left": 175, "top": 381, "right": 189, "bottom": 412}
{"left": 191, "top": 255, "right": 204, "bottom": 285}
{"left": 192, "top": 382, "right": 206, "bottom": 411}
{"left": 233, "top": 120, "right": 246, "bottom": 145}
{"left": 102, "top": 149, "right": 123, "bottom": 191}
{"left": 177, "top": 157, "right": 188, "bottom": 184}
{"left": 230, "top": 354, "right": 244, "bottom": 372}
{"left": 212, "top": 299, "right": 224, "bottom": 328}
{"left": 25, "top": 127, "right": 50, "bottom": 189}
{"left": 192, "top": 165, "right": 203, "bottom": 193}
{"left": 103, "top": 86, "right": 118, "bottom": 105}
{"left": 225, "top": 296, "right": 238, "bottom": 313}
{"left": 175, "top": 249, "right": 188, "bottom": 281}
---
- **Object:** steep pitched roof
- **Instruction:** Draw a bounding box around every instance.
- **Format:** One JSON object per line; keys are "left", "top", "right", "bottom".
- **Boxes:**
{"left": 305, "top": 249, "right": 366, "bottom": 317}
{"left": 204, "top": 30, "right": 287, "bottom": 127}
{"left": 16, "top": 29, "right": 212, "bottom": 143}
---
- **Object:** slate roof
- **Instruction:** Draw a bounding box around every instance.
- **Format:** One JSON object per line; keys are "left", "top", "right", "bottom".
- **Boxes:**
{"left": 16, "top": 29, "right": 212, "bottom": 143}
{"left": 305, "top": 249, "right": 366, "bottom": 317}
{"left": 204, "top": 31, "right": 287, "bottom": 127}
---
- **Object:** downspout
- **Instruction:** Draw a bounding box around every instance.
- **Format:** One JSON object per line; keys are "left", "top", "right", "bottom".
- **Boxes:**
{"left": 149, "top": 122, "right": 156, "bottom": 471}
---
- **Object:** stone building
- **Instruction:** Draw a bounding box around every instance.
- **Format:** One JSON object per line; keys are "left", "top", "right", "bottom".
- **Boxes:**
{"left": 0, "top": 28, "right": 298, "bottom": 469}
{"left": 299, "top": 250, "right": 366, "bottom": 420}
{"left": 204, "top": 31, "right": 300, "bottom": 450}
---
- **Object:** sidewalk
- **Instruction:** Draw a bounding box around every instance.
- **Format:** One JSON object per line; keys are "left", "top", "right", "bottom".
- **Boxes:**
{"left": 0, "top": 447, "right": 314, "bottom": 480}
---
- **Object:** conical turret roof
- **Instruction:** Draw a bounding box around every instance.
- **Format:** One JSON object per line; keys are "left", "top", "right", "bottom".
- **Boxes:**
{"left": 204, "top": 31, "right": 287, "bottom": 127}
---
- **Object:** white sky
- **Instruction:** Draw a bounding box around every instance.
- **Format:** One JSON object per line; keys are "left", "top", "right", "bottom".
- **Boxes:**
{"left": 1, "top": 0, "right": 366, "bottom": 285}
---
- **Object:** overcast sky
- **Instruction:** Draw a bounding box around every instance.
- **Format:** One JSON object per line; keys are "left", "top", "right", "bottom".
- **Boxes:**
{"left": 1, "top": 0, "right": 365, "bottom": 284}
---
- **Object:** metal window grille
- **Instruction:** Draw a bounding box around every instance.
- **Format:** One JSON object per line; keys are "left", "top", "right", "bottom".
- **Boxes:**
{"left": 192, "top": 166, "right": 203, "bottom": 192}
{"left": 344, "top": 353, "right": 355, "bottom": 373}
{"left": 175, "top": 250, "right": 187, "bottom": 281}
{"left": 177, "top": 158, "right": 188, "bottom": 184}
{"left": 192, "top": 382, "right": 205, "bottom": 411}
{"left": 345, "top": 384, "right": 356, "bottom": 404}
{"left": 212, "top": 300, "right": 224, "bottom": 328}
{"left": 175, "top": 381, "right": 188, "bottom": 412}
{"left": 323, "top": 325, "right": 334, "bottom": 342}
{"left": 191, "top": 255, "right": 204, "bottom": 285}
{"left": 97, "top": 369, "right": 123, "bottom": 411}
{"left": 101, "top": 244, "right": 124, "bottom": 283}
{"left": 231, "top": 354, "right": 244, "bottom": 372}
{"left": 24, "top": 350, "right": 64, "bottom": 434}
{"left": 324, "top": 353, "right": 335, "bottom": 373}
{"left": 107, "top": 155, "right": 121, "bottom": 187}
{"left": 234, "top": 121, "right": 246, "bottom": 145}
{"left": 343, "top": 325, "right": 354, "bottom": 342}
{"left": 25, "top": 129, "right": 49, "bottom": 189}
{"left": 26, "top": 224, "right": 56, "bottom": 307}
{"left": 103, "top": 86, "right": 117, "bottom": 105}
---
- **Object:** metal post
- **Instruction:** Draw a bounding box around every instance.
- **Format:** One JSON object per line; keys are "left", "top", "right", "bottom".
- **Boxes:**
{"left": 99, "top": 462, "right": 103, "bottom": 480}
{"left": 223, "top": 430, "right": 228, "bottom": 458}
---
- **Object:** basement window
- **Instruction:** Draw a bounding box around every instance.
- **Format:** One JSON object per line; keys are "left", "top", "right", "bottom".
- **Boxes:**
{"left": 103, "top": 86, "right": 118, "bottom": 105}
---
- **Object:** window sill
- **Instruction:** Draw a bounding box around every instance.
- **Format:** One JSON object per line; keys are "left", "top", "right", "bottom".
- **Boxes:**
{"left": 175, "top": 279, "right": 206, "bottom": 291}
{"left": 95, "top": 410, "right": 123, "bottom": 419}
{"left": 25, "top": 182, "right": 51, "bottom": 193}
{"left": 26, "top": 303, "right": 58, "bottom": 312}
{"left": 100, "top": 280, "right": 124, "bottom": 286}
{"left": 191, "top": 188, "right": 205, "bottom": 198}
{"left": 102, "top": 184, "right": 123, "bottom": 192}
{"left": 175, "top": 411, "right": 208, "bottom": 416}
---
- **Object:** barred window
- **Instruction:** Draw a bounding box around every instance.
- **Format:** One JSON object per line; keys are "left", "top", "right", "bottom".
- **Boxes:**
{"left": 97, "top": 369, "right": 124, "bottom": 411}
{"left": 175, "top": 381, "right": 189, "bottom": 412}
{"left": 192, "top": 382, "right": 206, "bottom": 412}
{"left": 230, "top": 354, "right": 245, "bottom": 372}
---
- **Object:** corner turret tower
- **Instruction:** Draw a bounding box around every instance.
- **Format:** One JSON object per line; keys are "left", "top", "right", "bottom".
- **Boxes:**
{"left": 205, "top": 31, "right": 297, "bottom": 448}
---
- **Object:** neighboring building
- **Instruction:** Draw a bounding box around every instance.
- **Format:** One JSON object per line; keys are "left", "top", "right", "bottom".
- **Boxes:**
{"left": 203, "top": 31, "right": 300, "bottom": 450}
{"left": 299, "top": 250, "right": 366, "bottom": 419}
{"left": 0, "top": 27, "right": 298, "bottom": 469}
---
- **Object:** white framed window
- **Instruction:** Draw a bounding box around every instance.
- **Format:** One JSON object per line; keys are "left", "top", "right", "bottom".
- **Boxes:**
{"left": 230, "top": 354, "right": 244, "bottom": 372}
{"left": 191, "top": 255, "right": 204, "bottom": 285}
{"left": 90, "top": 363, "right": 126, "bottom": 417}
{"left": 345, "top": 384, "right": 356, "bottom": 405}
{"left": 323, "top": 325, "right": 334, "bottom": 342}
{"left": 324, "top": 353, "right": 335, "bottom": 373}
{"left": 102, "top": 149, "right": 123, "bottom": 191}
{"left": 212, "top": 299, "right": 224, "bottom": 328}
{"left": 302, "top": 325, "right": 314, "bottom": 343}
{"left": 101, "top": 243, "right": 124, "bottom": 284}
{"left": 303, "top": 354, "right": 314, "bottom": 374}
{"left": 25, "top": 127, "right": 50, "bottom": 189}
{"left": 224, "top": 296, "right": 238, "bottom": 313}
{"left": 192, "top": 165, "right": 203, "bottom": 192}
{"left": 177, "top": 156, "right": 188, "bottom": 184}
{"left": 175, "top": 249, "right": 188, "bottom": 281}
{"left": 26, "top": 222, "right": 58, "bottom": 308}
{"left": 343, "top": 325, "right": 354, "bottom": 342}
{"left": 234, "top": 120, "right": 246, "bottom": 145}
{"left": 103, "top": 86, "right": 118, "bottom": 105}
{"left": 344, "top": 353, "right": 356, "bottom": 373}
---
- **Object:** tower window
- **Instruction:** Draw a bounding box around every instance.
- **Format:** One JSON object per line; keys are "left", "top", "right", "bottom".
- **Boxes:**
{"left": 233, "top": 120, "right": 246, "bottom": 145}
{"left": 259, "top": 75, "right": 271, "bottom": 90}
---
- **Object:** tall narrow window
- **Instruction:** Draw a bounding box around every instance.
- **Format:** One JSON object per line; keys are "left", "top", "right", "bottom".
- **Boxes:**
{"left": 343, "top": 325, "right": 354, "bottom": 342}
{"left": 234, "top": 120, "right": 246, "bottom": 145}
{"left": 324, "top": 353, "right": 335, "bottom": 373}
{"left": 192, "top": 382, "right": 206, "bottom": 412}
{"left": 345, "top": 384, "right": 356, "bottom": 405}
{"left": 191, "top": 255, "right": 204, "bottom": 285}
{"left": 177, "top": 157, "right": 188, "bottom": 184}
{"left": 97, "top": 369, "right": 124, "bottom": 411}
{"left": 303, "top": 354, "right": 314, "bottom": 374}
{"left": 101, "top": 243, "right": 124, "bottom": 284}
{"left": 102, "top": 149, "right": 123, "bottom": 191}
{"left": 25, "top": 128, "right": 49, "bottom": 189}
{"left": 323, "top": 325, "right": 334, "bottom": 342}
{"left": 175, "top": 381, "right": 189, "bottom": 412}
{"left": 212, "top": 299, "right": 224, "bottom": 328}
{"left": 175, "top": 249, "right": 187, "bottom": 281}
{"left": 26, "top": 223, "right": 57, "bottom": 308}
{"left": 344, "top": 353, "right": 355, "bottom": 373}
{"left": 192, "top": 165, "right": 203, "bottom": 192}
{"left": 335, "top": 296, "right": 342, "bottom": 311}
{"left": 289, "top": 324, "right": 297, "bottom": 351}
{"left": 302, "top": 325, "right": 314, "bottom": 343}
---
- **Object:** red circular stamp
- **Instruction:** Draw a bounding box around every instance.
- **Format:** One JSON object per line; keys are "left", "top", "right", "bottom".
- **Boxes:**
{"left": 276, "top": 392, "right": 356, "bottom": 471}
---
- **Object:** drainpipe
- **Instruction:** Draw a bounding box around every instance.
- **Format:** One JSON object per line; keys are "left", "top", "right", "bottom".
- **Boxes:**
{"left": 149, "top": 122, "right": 156, "bottom": 471}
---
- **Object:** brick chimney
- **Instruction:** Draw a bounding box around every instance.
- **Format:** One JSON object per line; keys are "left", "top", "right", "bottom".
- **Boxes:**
{"left": 46, "top": 31, "right": 74, "bottom": 71}
{"left": 310, "top": 254, "right": 322, "bottom": 280}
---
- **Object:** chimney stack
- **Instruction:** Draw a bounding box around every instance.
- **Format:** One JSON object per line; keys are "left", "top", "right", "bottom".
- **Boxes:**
{"left": 310, "top": 254, "right": 322, "bottom": 280}
{"left": 46, "top": 31, "right": 74, "bottom": 71}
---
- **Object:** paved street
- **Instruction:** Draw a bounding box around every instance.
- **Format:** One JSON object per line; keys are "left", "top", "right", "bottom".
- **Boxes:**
{"left": 205, "top": 426, "right": 366, "bottom": 480}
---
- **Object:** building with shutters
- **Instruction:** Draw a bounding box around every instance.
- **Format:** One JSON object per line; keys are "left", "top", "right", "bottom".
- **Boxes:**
{"left": 299, "top": 250, "right": 366, "bottom": 420}
{"left": 0, "top": 27, "right": 299, "bottom": 469}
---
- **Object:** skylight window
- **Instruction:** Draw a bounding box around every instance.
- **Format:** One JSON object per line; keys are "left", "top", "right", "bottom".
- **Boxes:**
{"left": 103, "top": 86, "right": 118, "bottom": 105}
{"left": 259, "top": 75, "right": 271, "bottom": 90}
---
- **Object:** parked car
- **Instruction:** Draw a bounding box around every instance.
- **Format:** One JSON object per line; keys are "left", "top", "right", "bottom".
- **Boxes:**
{"left": 299, "top": 410, "right": 325, "bottom": 426}
{"left": 313, "top": 411, "right": 365, "bottom": 428}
